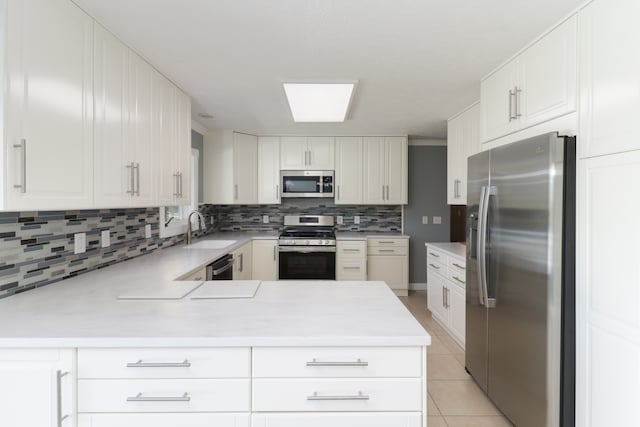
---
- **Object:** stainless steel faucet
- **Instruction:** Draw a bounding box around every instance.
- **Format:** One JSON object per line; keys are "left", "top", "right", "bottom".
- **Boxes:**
{"left": 186, "top": 210, "right": 207, "bottom": 245}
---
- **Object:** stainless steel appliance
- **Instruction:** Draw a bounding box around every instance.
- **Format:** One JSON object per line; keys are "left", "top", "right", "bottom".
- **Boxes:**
{"left": 466, "top": 132, "right": 575, "bottom": 427}
{"left": 280, "top": 170, "right": 334, "bottom": 198}
{"left": 206, "top": 254, "right": 234, "bottom": 280}
{"left": 278, "top": 215, "right": 336, "bottom": 280}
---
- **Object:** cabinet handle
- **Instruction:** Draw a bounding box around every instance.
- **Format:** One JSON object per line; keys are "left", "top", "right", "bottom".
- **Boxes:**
{"left": 307, "top": 391, "right": 369, "bottom": 401}
{"left": 508, "top": 89, "right": 515, "bottom": 121}
{"left": 126, "top": 163, "right": 135, "bottom": 195}
{"left": 135, "top": 163, "right": 140, "bottom": 196}
{"left": 306, "top": 358, "right": 368, "bottom": 367}
{"left": 56, "top": 370, "right": 70, "bottom": 427}
{"left": 343, "top": 266, "right": 361, "bottom": 270}
{"left": 386, "top": 185, "right": 389, "bottom": 201}
{"left": 13, "top": 138, "right": 26, "bottom": 193}
{"left": 453, "top": 276, "right": 465, "bottom": 285}
{"left": 378, "top": 241, "right": 395, "bottom": 244}
{"left": 442, "top": 287, "right": 446, "bottom": 307}
{"left": 343, "top": 249, "right": 361, "bottom": 252}
{"left": 308, "top": 150, "right": 312, "bottom": 166}
{"left": 239, "top": 253, "right": 244, "bottom": 272}
{"left": 126, "top": 360, "right": 191, "bottom": 368}
{"left": 337, "top": 185, "right": 340, "bottom": 200}
{"left": 179, "top": 172, "right": 183, "bottom": 198}
{"left": 515, "top": 86, "right": 522, "bottom": 118}
{"left": 127, "top": 392, "right": 190, "bottom": 402}
{"left": 173, "top": 173, "right": 180, "bottom": 197}
{"left": 446, "top": 288, "right": 450, "bottom": 308}
{"left": 276, "top": 185, "right": 279, "bottom": 201}
{"left": 452, "top": 262, "right": 465, "bottom": 270}
{"left": 378, "top": 249, "right": 395, "bottom": 253}
{"left": 429, "top": 252, "right": 440, "bottom": 258}
{"left": 273, "top": 245, "right": 277, "bottom": 261}
{"left": 429, "top": 263, "right": 440, "bottom": 270}
{"left": 381, "top": 185, "right": 385, "bottom": 200}
{"left": 234, "top": 184, "right": 238, "bottom": 200}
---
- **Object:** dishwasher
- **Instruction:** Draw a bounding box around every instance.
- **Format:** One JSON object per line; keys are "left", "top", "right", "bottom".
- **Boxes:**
{"left": 206, "top": 254, "right": 234, "bottom": 280}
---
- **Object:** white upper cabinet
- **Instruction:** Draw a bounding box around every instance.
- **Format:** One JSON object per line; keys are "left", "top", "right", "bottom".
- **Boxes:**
{"left": 5, "top": 0, "right": 94, "bottom": 210}
{"left": 335, "top": 137, "right": 363, "bottom": 204}
{"left": 363, "top": 137, "right": 407, "bottom": 205}
{"left": 233, "top": 133, "right": 258, "bottom": 204}
{"left": 258, "top": 137, "right": 281, "bottom": 204}
{"left": 447, "top": 102, "right": 479, "bottom": 205}
{"left": 363, "top": 137, "right": 387, "bottom": 204}
{"left": 480, "top": 15, "right": 577, "bottom": 143}
{"left": 578, "top": 0, "right": 640, "bottom": 158}
{"left": 280, "top": 137, "right": 334, "bottom": 170}
{"left": 174, "top": 88, "right": 192, "bottom": 206}
{"left": 385, "top": 137, "right": 408, "bottom": 204}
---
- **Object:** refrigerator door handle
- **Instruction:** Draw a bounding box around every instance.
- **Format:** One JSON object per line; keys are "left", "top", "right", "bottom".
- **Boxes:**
{"left": 476, "top": 186, "right": 487, "bottom": 307}
{"left": 480, "top": 185, "right": 497, "bottom": 308}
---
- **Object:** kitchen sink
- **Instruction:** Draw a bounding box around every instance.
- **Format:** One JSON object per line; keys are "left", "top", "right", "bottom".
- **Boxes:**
{"left": 183, "top": 240, "right": 237, "bottom": 250}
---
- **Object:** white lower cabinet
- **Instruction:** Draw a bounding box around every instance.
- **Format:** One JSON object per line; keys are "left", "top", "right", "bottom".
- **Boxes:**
{"left": 252, "top": 240, "right": 278, "bottom": 281}
{"left": 367, "top": 238, "right": 409, "bottom": 296}
{"left": 78, "top": 413, "right": 250, "bottom": 427}
{"left": 336, "top": 240, "right": 367, "bottom": 281}
{"left": 0, "top": 349, "right": 75, "bottom": 427}
{"left": 251, "top": 412, "right": 422, "bottom": 427}
{"left": 232, "top": 242, "right": 253, "bottom": 280}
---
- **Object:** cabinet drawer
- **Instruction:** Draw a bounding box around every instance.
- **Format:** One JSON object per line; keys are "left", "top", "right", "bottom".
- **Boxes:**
{"left": 78, "top": 379, "right": 250, "bottom": 413}
{"left": 78, "top": 413, "right": 250, "bottom": 427}
{"left": 447, "top": 257, "right": 466, "bottom": 271}
{"left": 336, "top": 260, "right": 367, "bottom": 280}
{"left": 252, "top": 347, "right": 421, "bottom": 378}
{"left": 426, "top": 247, "right": 446, "bottom": 262}
{"left": 447, "top": 268, "right": 466, "bottom": 288}
{"left": 78, "top": 348, "right": 250, "bottom": 379}
{"left": 368, "top": 246, "right": 408, "bottom": 256}
{"left": 426, "top": 258, "right": 447, "bottom": 276}
{"left": 252, "top": 378, "right": 422, "bottom": 412}
{"left": 368, "top": 238, "right": 408, "bottom": 247}
{"left": 251, "top": 412, "right": 422, "bottom": 427}
{"left": 337, "top": 241, "right": 367, "bottom": 258}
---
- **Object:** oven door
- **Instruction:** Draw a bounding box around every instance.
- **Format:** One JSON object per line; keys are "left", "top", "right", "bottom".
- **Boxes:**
{"left": 280, "top": 170, "right": 334, "bottom": 198}
{"left": 278, "top": 246, "right": 336, "bottom": 280}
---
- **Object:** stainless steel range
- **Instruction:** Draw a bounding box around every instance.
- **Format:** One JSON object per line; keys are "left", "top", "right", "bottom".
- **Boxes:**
{"left": 278, "top": 215, "right": 336, "bottom": 280}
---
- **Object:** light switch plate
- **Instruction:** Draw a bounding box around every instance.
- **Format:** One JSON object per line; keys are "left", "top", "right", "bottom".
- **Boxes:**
{"left": 145, "top": 224, "right": 152, "bottom": 238}
{"left": 101, "top": 230, "right": 110, "bottom": 248}
{"left": 262, "top": 215, "right": 269, "bottom": 224}
{"left": 74, "top": 232, "right": 86, "bottom": 254}
{"left": 433, "top": 216, "right": 442, "bottom": 225}
{"left": 336, "top": 216, "right": 344, "bottom": 225}
{"left": 422, "top": 216, "right": 429, "bottom": 224}
{"left": 354, "top": 216, "right": 360, "bottom": 225}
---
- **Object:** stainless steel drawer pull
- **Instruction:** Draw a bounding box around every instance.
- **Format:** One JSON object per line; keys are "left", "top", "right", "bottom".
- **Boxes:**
{"left": 452, "top": 262, "right": 465, "bottom": 269}
{"left": 307, "top": 391, "right": 369, "bottom": 401}
{"left": 343, "top": 249, "right": 361, "bottom": 252}
{"left": 127, "top": 392, "right": 190, "bottom": 402}
{"left": 453, "top": 276, "right": 465, "bottom": 284}
{"left": 306, "top": 358, "right": 368, "bottom": 367}
{"left": 378, "top": 241, "right": 395, "bottom": 244}
{"left": 126, "top": 360, "right": 191, "bottom": 368}
{"left": 378, "top": 249, "right": 395, "bottom": 253}
{"left": 343, "top": 266, "right": 361, "bottom": 270}
{"left": 56, "top": 370, "right": 69, "bottom": 427}
{"left": 13, "top": 139, "right": 27, "bottom": 193}
{"left": 429, "top": 252, "right": 440, "bottom": 257}
{"left": 429, "top": 263, "right": 440, "bottom": 269}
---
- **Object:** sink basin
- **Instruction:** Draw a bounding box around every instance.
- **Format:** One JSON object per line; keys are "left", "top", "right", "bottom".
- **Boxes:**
{"left": 183, "top": 240, "right": 237, "bottom": 250}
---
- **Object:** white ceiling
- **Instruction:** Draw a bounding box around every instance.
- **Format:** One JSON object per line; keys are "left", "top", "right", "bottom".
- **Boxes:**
{"left": 73, "top": 0, "right": 584, "bottom": 138}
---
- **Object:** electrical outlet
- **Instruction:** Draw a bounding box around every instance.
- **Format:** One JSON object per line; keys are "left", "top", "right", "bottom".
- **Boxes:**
{"left": 433, "top": 216, "right": 442, "bottom": 225}
{"left": 101, "top": 230, "right": 110, "bottom": 248}
{"left": 354, "top": 216, "right": 360, "bottom": 225}
{"left": 145, "top": 224, "right": 152, "bottom": 238}
{"left": 74, "top": 232, "right": 86, "bottom": 254}
{"left": 262, "top": 215, "right": 269, "bottom": 224}
{"left": 422, "top": 216, "right": 429, "bottom": 224}
{"left": 336, "top": 216, "right": 344, "bottom": 225}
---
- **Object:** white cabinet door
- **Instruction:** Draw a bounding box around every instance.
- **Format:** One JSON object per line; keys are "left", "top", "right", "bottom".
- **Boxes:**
{"left": 363, "top": 137, "right": 386, "bottom": 204}
{"left": 427, "top": 272, "right": 448, "bottom": 326}
{"left": 335, "top": 137, "right": 363, "bottom": 204}
{"left": 0, "top": 349, "right": 75, "bottom": 427}
{"left": 519, "top": 15, "right": 577, "bottom": 128}
{"left": 307, "top": 137, "right": 334, "bottom": 170}
{"left": 174, "top": 88, "right": 192, "bottom": 206}
{"left": 6, "top": 0, "right": 94, "bottom": 210}
{"left": 252, "top": 240, "right": 278, "bottom": 281}
{"left": 258, "top": 137, "right": 281, "bottom": 204}
{"left": 154, "top": 71, "right": 178, "bottom": 206}
{"left": 252, "top": 413, "right": 422, "bottom": 427}
{"left": 480, "top": 60, "right": 519, "bottom": 143}
{"left": 368, "top": 255, "right": 408, "bottom": 293}
{"left": 578, "top": 0, "right": 640, "bottom": 158}
{"left": 93, "top": 24, "right": 130, "bottom": 208}
{"left": 79, "top": 413, "right": 250, "bottom": 427}
{"left": 280, "top": 136, "right": 307, "bottom": 170}
{"left": 448, "top": 283, "right": 466, "bottom": 348}
{"left": 447, "top": 115, "right": 464, "bottom": 205}
{"left": 385, "top": 137, "right": 407, "bottom": 205}
{"left": 232, "top": 243, "right": 253, "bottom": 280}
{"left": 233, "top": 133, "right": 258, "bottom": 204}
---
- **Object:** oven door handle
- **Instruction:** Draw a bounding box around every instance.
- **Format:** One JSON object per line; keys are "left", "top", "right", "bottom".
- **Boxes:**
{"left": 278, "top": 246, "right": 336, "bottom": 253}
{"left": 209, "top": 259, "right": 235, "bottom": 276}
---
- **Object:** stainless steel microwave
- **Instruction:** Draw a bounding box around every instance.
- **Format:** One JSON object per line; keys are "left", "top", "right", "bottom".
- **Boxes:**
{"left": 280, "top": 170, "right": 334, "bottom": 198}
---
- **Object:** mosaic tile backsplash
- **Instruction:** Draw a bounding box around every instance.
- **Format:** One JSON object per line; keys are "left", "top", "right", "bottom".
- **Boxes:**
{"left": 0, "top": 208, "right": 212, "bottom": 298}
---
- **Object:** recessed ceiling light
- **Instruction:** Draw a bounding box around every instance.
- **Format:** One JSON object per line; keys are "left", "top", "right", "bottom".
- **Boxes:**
{"left": 198, "top": 113, "right": 214, "bottom": 119}
{"left": 283, "top": 82, "right": 356, "bottom": 123}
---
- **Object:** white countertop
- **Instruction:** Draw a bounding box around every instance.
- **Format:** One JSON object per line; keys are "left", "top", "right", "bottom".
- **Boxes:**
{"left": 425, "top": 242, "right": 466, "bottom": 260}
{"left": 0, "top": 233, "right": 430, "bottom": 348}
{"left": 336, "top": 232, "right": 410, "bottom": 241}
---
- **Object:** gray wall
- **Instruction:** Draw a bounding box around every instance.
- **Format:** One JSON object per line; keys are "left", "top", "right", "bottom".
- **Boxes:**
{"left": 405, "top": 145, "right": 450, "bottom": 283}
{"left": 191, "top": 130, "right": 204, "bottom": 203}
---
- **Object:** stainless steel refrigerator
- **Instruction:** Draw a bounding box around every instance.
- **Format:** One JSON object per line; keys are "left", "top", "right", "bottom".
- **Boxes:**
{"left": 466, "top": 132, "right": 575, "bottom": 427}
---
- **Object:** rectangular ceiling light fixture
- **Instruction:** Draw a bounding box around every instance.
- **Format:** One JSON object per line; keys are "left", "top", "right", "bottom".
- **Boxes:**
{"left": 283, "top": 82, "right": 356, "bottom": 123}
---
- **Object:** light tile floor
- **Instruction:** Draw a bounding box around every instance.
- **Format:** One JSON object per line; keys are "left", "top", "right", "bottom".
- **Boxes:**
{"left": 399, "top": 291, "right": 514, "bottom": 427}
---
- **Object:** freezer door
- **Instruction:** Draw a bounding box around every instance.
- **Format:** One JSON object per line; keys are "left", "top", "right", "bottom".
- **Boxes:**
{"left": 486, "top": 133, "right": 566, "bottom": 427}
{"left": 465, "top": 150, "right": 490, "bottom": 392}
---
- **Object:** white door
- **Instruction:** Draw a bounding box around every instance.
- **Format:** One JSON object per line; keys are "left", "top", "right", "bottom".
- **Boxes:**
{"left": 448, "top": 283, "right": 466, "bottom": 348}
{"left": 93, "top": 24, "right": 130, "bottom": 208}
{"left": 368, "top": 255, "right": 407, "bottom": 292}
{"left": 447, "top": 115, "right": 463, "bottom": 205}
{"left": 6, "top": 0, "right": 94, "bottom": 210}
{"left": 385, "top": 137, "right": 407, "bottom": 205}
{"left": 233, "top": 133, "right": 258, "bottom": 204}
{"left": 154, "top": 72, "right": 178, "bottom": 206}
{"left": 480, "top": 60, "right": 519, "bottom": 143}
{"left": 280, "top": 136, "right": 307, "bottom": 170}
{"left": 0, "top": 349, "right": 75, "bottom": 427}
{"left": 578, "top": 0, "right": 640, "bottom": 158}
{"left": 519, "top": 15, "right": 577, "bottom": 128}
{"left": 258, "top": 137, "right": 281, "bottom": 204}
{"left": 363, "top": 137, "right": 386, "bottom": 204}
{"left": 427, "top": 272, "right": 448, "bottom": 326}
{"left": 307, "top": 136, "right": 335, "bottom": 170}
{"left": 174, "top": 89, "right": 192, "bottom": 206}
{"left": 252, "top": 240, "right": 278, "bottom": 281}
{"left": 335, "top": 137, "right": 363, "bottom": 204}
{"left": 128, "top": 52, "right": 155, "bottom": 207}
